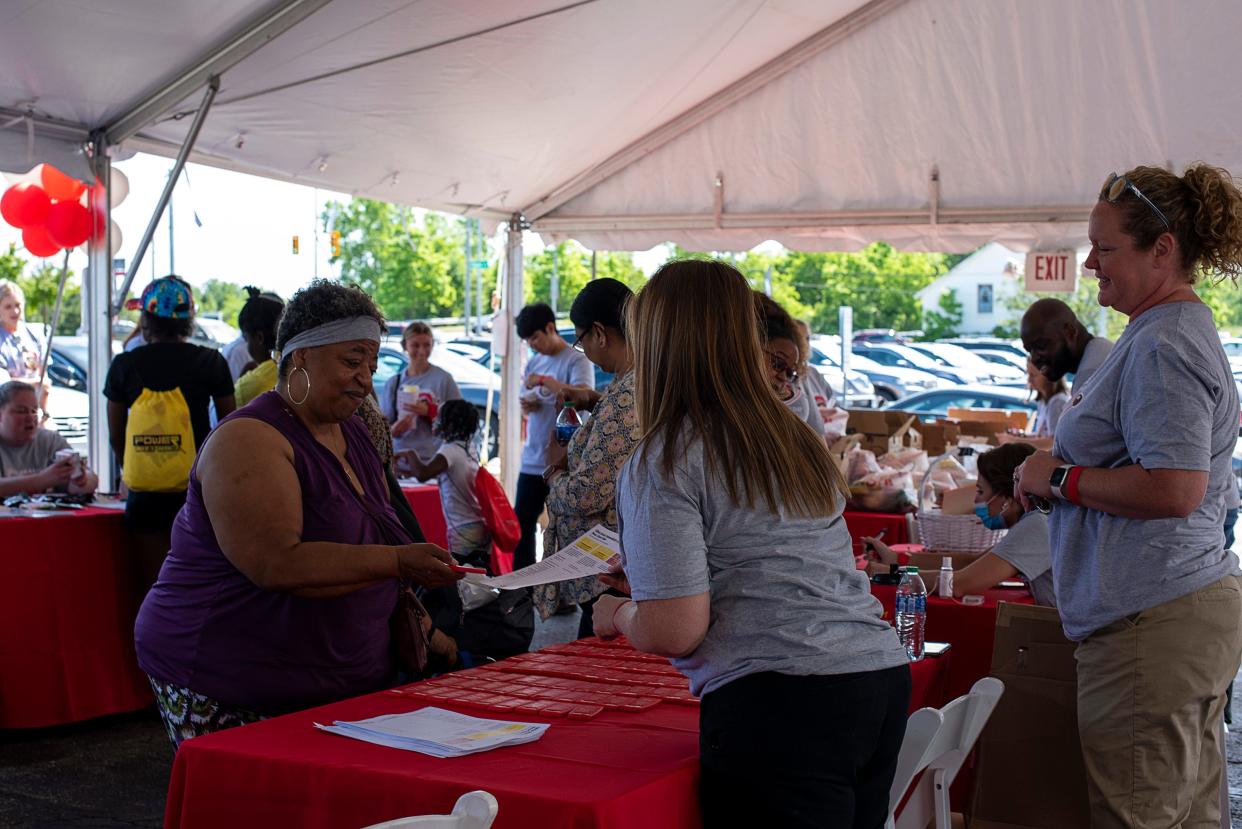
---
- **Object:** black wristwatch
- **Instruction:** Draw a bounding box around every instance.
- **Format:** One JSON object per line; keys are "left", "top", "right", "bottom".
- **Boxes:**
{"left": 1049, "top": 465, "right": 1073, "bottom": 500}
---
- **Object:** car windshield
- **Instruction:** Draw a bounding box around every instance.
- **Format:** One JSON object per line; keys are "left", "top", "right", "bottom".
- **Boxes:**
{"left": 869, "top": 345, "right": 943, "bottom": 371}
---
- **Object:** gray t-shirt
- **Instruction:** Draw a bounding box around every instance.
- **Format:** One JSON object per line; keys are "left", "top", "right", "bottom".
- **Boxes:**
{"left": 1070, "top": 336, "right": 1113, "bottom": 395}
{"left": 0, "top": 428, "right": 70, "bottom": 485}
{"left": 989, "top": 510, "right": 1056, "bottom": 607}
{"left": 617, "top": 433, "right": 907, "bottom": 697}
{"left": 520, "top": 347, "right": 595, "bottom": 475}
{"left": 435, "top": 440, "right": 483, "bottom": 534}
{"left": 784, "top": 380, "right": 827, "bottom": 436}
{"left": 381, "top": 364, "right": 462, "bottom": 463}
{"left": 1051, "top": 303, "right": 1238, "bottom": 641}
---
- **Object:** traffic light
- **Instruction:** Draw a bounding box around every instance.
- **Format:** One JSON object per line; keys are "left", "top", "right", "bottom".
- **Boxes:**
{"left": 291, "top": 235, "right": 299, "bottom": 254}
{"left": 331, "top": 230, "right": 341, "bottom": 258}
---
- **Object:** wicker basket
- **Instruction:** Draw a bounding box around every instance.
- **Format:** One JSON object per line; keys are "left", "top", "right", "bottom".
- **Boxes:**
{"left": 914, "top": 453, "right": 1007, "bottom": 552}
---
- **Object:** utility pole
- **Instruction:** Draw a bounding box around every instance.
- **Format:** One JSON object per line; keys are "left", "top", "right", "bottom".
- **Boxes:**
{"left": 168, "top": 187, "right": 175, "bottom": 274}
{"left": 551, "top": 246, "right": 560, "bottom": 314}
{"left": 464, "top": 219, "right": 473, "bottom": 335}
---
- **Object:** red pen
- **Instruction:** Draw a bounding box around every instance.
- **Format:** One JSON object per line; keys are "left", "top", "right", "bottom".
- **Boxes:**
{"left": 450, "top": 564, "right": 487, "bottom": 575}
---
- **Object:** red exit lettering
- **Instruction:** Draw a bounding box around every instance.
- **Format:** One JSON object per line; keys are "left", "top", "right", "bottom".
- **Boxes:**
{"left": 1034, "top": 255, "right": 1067, "bottom": 281}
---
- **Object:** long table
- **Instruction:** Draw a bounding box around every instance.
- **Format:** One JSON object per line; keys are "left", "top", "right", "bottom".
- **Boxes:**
{"left": 165, "top": 642, "right": 949, "bottom": 829}
{"left": 0, "top": 507, "right": 152, "bottom": 729}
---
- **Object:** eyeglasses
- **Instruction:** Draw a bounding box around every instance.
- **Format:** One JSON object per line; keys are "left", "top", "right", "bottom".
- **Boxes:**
{"left": 1101, "top": 172, "right": 1171, "bottom": 231}
{"left": 3, "top": 406, "right": 40, "bottom": 418}
{"left": 766, "top": 351, "right": 799, "bottom": 382}
{"left": 571, "top": 332, "right": 586, "bottom": 352}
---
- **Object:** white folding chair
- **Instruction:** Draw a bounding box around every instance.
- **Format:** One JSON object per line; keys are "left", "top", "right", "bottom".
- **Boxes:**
{"left": 360, "top": 791, "right": 499, "bottom": 829}
{"left": 886, "top": 677, "right": 1005, "bottom": 829}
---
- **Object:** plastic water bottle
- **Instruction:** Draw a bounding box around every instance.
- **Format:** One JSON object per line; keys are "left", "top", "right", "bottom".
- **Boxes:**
{"left": 555, "top": 402, "right": 581, "bottom": 445}
{"left": 938, "top": 556, "right": 954, "bottom": 599}
{"left": 896, "top": 566, "right": 927, "bottom": 661}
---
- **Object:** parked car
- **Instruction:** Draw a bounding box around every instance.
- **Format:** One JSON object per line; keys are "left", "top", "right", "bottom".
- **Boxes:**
{"left": 938, "top": 337, "right": 1028, "bottom": 360}
{"left": 804, "top": 346, "right": 880, "bottom": 407}
{"left": 42, "top": 336, "right": 123, "bottom": 457}
{"left": 374, "top": 345, "right": 501, "bottom": 459}
{"left": 852, "top": 328, "right": 907, "bottom": 345}
{"left": 885, "top": 385, "right": 1037, "bottom": 421}
{"left": 906, "top": 342, "right": 1020, "bottom": 384}
{"left": 812, "top": 336, "right": 942, "bottom": 403}
{"left": 196, "top": 318, "right": 240, "bottom": 347}
{"left": 972, "top": 348, "right": 1030, "bottom": 374}
{"left": 853, "top": 343, "right": 976, "bottom": 386}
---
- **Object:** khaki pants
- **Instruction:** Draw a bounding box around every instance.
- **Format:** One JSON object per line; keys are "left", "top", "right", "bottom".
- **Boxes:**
{"left": 1075, "top": 575, "right": 1242, "bottom": 829}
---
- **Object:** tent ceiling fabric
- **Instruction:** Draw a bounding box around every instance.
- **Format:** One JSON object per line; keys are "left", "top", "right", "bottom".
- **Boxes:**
{"left": 2, "top": 0, "right": 1240, "bottom": 252}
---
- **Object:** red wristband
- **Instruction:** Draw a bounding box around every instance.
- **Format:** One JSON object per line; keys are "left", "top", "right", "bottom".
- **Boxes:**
{"left": 1064, "top": 465, "right": 1085, "bottom": 505}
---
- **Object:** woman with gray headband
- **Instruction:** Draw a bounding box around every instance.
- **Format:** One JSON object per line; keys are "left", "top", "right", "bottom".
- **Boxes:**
{"left": 134, "top": 280, "right": 462, "bottom": 748}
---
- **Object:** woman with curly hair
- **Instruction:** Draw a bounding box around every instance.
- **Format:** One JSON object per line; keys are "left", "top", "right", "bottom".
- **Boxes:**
{"left": 1016, "top": 163, "right": 1242, "bottom": 827}
{"left": 134, "top": 280, "right": 461, "bottom": 748}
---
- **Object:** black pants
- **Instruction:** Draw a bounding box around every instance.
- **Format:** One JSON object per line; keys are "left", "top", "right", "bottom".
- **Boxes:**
{"left": 699, "top": 665, "right": 911, "bottom": 829}
{"left": 513, "top": 473, "right": 549, "bottom": 571}
{"left": 577, "top": 588, "right": 629, "bottom": 640}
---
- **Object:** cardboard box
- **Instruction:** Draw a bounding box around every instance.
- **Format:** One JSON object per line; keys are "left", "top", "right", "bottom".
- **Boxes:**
{"left": 912, "top": 419, "right": 961, "bottom": 456}
{"left": 827, "top": 434, "right": 862, "bottom": 481}
{"left": 970, "top": 603, "right": 1089, "bottom": 829}
{"left": 846, "top": 410, "right": 923, "bottom": 456}
{"left": 948, "top": 407, "right": 1032, "bottom": 435}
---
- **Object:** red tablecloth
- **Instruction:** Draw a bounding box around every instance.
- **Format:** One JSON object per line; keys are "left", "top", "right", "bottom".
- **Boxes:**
{"left": 870, "top": 584, "right": 1033, "bottom": 701}
{"left": 165, "top": 645, "right": 947, "bottom": 829}
{"left": 0, "top": 507, "right": 151, "bottom": 729}
{"left": 402, "top": 484, "right": 448, "bottom": 548}
{"left": 843, "top": 510, "right": 909, "bottom": 546}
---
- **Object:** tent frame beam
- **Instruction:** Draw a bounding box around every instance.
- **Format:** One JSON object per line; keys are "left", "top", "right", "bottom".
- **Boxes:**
{"left": 104, "top": 0, "right": 337, "bottom": 145}
{"left": 521, "top": 0, "right": 910, "bottom": 221}
{"left": 531, "top": 204, "right": 1092, "bottom": 234}
{"left": 114, "top": 78, "right": 219, "bottom": 313}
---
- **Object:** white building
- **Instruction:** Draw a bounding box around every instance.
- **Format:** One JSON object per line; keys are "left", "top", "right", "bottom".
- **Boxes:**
{"left": 916, "top": 242, "right": 1024, "bottom": 336}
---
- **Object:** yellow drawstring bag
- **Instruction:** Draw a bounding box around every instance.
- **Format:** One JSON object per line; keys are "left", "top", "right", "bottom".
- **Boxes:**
{"left": 122, "top": 388, "right": 195, "bottom": 492}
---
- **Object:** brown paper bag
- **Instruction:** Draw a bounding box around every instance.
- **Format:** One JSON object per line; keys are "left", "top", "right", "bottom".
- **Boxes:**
{"left": 969, "top": 602, "right": 1089, "bottom": 829}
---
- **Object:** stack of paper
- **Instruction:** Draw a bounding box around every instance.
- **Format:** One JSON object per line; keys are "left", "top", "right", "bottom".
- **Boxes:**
{"left": 461, "top": 525, "right": 622, "bottom": 590}
{"left": 315, "top": 706, "right": 549, "bottom": 757}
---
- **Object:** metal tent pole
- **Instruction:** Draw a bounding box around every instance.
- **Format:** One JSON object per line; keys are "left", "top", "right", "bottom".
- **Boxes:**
{"left": 85, "top": 133, "right": 115, "bottom": 488}
{"left": 500, "top": 216, "right": 526, "bottom": 496}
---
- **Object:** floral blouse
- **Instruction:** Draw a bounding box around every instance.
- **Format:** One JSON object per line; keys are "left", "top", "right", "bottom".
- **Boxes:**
{"left": 533, "top": 369, "right": 641, "bottom": 620}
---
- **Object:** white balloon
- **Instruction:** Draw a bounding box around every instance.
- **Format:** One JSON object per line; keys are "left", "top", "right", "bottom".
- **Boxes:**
{"left": 110, "top": 169, "right": 129, "bottom": 208}
{"left": 110, "top": 220, "right": 123, "bottom": 252}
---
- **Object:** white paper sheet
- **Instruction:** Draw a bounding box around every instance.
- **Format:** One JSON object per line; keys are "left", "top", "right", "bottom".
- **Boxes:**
{"left": 315, "top": 706, "right": 549, "bottom": 757}
{"left": 466, "top": 525, "right": 621, "bottom": 590}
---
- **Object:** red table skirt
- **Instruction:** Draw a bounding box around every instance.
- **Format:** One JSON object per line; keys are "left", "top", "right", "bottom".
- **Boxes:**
{"left": 0, "top": 508, "right": 152, "bottom": 729}
{"left": 402, "top": 484, "right": 513, "bottom": 575}
{"left": 165, "top": 651, "right": 946, "bottom": 829}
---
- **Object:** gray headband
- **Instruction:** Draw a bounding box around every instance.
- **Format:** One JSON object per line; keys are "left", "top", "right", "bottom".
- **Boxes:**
{"left": 277, "top": 316, "right": 382, "bottom": 360}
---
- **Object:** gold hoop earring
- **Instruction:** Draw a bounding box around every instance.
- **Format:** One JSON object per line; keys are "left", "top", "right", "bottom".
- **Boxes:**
{"left": 290, "top": 366, "right": 311, "bottom": 406}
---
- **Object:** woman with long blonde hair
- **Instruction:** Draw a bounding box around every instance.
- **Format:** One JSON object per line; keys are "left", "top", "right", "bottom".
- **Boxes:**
{"left": 593, "top": 259, "right": 909, "bottom": 828}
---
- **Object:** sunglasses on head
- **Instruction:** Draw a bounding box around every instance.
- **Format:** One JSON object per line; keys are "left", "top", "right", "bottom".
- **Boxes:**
{"left": 1101, "top": 172, "right": 1171, "bottom": 231}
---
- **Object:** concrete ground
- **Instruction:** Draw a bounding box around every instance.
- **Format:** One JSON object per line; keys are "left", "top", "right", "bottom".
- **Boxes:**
{"left": 2, "top": 620, "right": 1239, "bottom": 828}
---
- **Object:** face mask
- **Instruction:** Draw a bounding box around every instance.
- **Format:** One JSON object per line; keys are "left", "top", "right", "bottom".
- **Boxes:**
{"left": 974, "top": 499, "right": 1008, "bottom": 530}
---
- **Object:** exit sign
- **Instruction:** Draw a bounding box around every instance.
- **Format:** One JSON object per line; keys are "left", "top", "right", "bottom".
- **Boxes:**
{"left": 1024, "top": 250, "right": 1077, "bottom": 293}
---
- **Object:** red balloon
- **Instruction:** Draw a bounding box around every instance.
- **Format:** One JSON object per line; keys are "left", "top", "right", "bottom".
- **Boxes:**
{"left": 0, "top": 182, "right": 51, "bottom": 229}
{"left": 23, "top": 225, "right": 62, "bottom": 257}
{"left": 45, "top": 200, "right": 92, "bottom": 247}
{"left": 38, "top": 163, "right": 86, "bottom": 202}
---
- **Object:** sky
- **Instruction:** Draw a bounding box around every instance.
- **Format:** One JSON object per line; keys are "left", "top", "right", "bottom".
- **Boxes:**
{"left": 1, "top": 152, "right": 671, "bottom": 304}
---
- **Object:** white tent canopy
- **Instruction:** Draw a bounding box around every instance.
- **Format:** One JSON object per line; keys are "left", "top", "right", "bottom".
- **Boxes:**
{"left": 2, "top": 0, "right": 1241, "bottom": 487}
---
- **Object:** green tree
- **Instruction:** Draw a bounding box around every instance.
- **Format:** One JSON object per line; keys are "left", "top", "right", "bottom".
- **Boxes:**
{"left": 922, "top": 288, "right": 964, "bottom": 339}
{"left": 524, "top": 244, "right": 647, "bottom": 309}
{"left": 196, "top": 279, "right": 249, "bottom": 326}
{"left": 326, "top": 199, "right": 469, "bottom": 321}
{"left": 4, "top": 250, "right": 82, "bottom": 336}
{"left": 994, "top": 276, "right": 1126, "bottom": 340}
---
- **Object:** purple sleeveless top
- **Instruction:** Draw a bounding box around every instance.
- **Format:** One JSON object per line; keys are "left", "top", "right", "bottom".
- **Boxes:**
{"left": 134, "top": 391, "right": 409, "bottom": 714}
